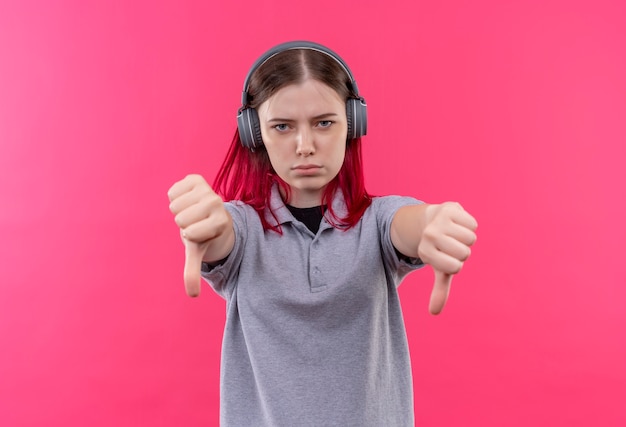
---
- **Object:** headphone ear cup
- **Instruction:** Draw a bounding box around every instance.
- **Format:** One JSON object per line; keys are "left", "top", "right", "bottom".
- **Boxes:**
{"left": 346, "top": 98, "right": 368, "bottom": 140}
{"left": 346, "top": 100, "right": 354, "bottom": 140}
{"left": 237, "top": 107, "right": 263, "bottom": 149}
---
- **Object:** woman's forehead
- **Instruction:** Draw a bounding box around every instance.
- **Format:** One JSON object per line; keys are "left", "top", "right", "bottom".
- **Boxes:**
{"left": 260, "top": 79, "right": 345, "bottom": 115}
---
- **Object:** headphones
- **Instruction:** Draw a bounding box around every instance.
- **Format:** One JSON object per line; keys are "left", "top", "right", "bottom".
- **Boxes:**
{"left": 236, "top": 41, "right": 368, "bottom": 150}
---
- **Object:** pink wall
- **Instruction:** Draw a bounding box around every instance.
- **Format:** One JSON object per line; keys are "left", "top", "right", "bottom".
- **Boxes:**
{"left": 1, "top": 0, "right": 625, "bottom": 425}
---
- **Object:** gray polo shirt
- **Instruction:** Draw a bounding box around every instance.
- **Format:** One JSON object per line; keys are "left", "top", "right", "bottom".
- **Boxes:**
{"left": 201, "top": 185, "right": 423, "bottom": 426}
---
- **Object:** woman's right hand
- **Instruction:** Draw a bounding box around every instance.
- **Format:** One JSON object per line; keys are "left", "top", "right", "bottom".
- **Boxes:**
{"left": 168, "top": 174, "right": 234, "bottom": 297}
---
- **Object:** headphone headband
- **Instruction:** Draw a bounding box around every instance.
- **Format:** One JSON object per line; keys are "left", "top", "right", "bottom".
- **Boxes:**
{"left": 240, "top": 41, "right": 361, "bottom": 106}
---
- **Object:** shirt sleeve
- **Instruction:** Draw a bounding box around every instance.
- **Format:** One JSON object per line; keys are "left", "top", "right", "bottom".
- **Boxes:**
{"left": 374, "top": 196, "right": 426, "bottom": 284}
{"left": 199, "top": 202, "right": 247, "bottom": 300}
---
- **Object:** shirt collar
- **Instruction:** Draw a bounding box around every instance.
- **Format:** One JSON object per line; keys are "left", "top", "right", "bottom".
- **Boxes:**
{"left": 264, "top": 183, "right": 348, "bottom": 229}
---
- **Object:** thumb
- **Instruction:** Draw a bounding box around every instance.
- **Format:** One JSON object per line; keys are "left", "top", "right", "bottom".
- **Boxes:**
{"left": 429, "top": 270, "right": 453, "bottom": 315}
{"left": 182, "top": 237, "right": 206, "bottom": 297}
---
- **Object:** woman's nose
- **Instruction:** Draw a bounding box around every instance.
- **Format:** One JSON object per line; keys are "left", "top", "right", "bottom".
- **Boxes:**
{"left": 295, "top": 128, "right": 315, "bottom": 156}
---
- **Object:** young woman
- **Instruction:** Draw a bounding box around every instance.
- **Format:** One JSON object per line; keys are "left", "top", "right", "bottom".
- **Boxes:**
{"left": 168, "top": 41, "right": 477, "bottom": 426}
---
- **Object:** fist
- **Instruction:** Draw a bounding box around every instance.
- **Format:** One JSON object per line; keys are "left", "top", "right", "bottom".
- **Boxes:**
{"left": 167, "top": 174, "right": 231, "bottom": 297}
{"left": 168, "top": 174, "right": 230, "bottom": 244}
{"left": 418, "top": 202, "right": 478, "bottom": 314}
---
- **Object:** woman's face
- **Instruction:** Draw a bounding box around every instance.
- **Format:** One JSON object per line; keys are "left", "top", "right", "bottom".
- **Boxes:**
{"left": 257, "top": 79, "right": 347, "bottom": 208}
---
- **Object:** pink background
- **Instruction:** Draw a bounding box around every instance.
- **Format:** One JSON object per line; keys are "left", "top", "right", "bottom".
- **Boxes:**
{"left": 1, "top": 0, "right": 625, "bottom": 425}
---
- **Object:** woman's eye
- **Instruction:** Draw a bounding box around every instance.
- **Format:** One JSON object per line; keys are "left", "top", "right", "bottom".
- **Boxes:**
{"left": 318, "top": 120, "right": 333, "bottom": 128}
{"left": 274, "top": 124, "right": 289, "bottom": 132}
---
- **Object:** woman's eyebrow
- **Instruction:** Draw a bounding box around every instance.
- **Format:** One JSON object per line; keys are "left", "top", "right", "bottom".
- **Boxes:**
{"left": 266, "top": 113, "right": 339, "bottom": 123}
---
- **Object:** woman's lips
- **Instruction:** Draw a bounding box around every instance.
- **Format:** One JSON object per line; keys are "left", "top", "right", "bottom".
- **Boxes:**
{"left": 293, "top": 164, "right": 321, "bottom": 170}
{"left": 292, "top": 164, "right": 322, "bottom": 175}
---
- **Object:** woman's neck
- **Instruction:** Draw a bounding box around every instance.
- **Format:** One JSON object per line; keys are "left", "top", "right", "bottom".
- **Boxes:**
{"left": 280, "top": 187, "right": 325, "bottom": 208}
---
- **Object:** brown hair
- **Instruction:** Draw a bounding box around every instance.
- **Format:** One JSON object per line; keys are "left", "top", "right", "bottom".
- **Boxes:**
{"left": 247, "top": 49, "right": 354, "bottom": 110}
